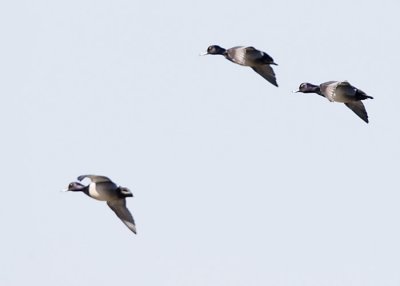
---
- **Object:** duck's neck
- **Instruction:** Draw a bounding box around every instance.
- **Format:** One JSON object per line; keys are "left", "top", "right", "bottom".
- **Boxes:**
{"left": 315, "top": 87, "right": 323, "bottom": 97}
{"left": 307, "top": 84, "right": 322, "bottom": 96}
{"left": 215, "top": 46, "right": 226, "bottom": 55}
{"left": 80, "top": 186, "right": 90, "bottom": 197}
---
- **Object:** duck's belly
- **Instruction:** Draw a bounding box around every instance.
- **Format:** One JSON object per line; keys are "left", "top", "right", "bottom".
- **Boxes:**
{"left": 88, "top": 183, "right": 115, "bottom": 201}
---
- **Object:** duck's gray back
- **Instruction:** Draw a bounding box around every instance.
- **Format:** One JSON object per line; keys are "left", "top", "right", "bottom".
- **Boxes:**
{"left": 320, "top": 81, "right": 356, "bottom": 103}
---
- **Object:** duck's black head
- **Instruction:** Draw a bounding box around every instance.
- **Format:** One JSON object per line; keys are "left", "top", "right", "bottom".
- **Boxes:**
{"left": 295, "top": 82, "right": 320, "bottom": 94}
{"left": 66, "top": 181, "right": 86, "bottom": 192}
{"left": 205, "top": 45, "right": 226, "bottom": 55}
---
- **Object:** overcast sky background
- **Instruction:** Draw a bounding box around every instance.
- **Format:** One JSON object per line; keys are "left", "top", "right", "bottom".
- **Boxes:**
{"left": 1, "top": 0, "right": 399, "bottom": 285}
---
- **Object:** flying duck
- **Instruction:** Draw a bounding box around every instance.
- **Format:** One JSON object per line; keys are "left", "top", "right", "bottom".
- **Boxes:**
{"left": 65, "top": 175, "right": 136, "bottom": 234}
{"left": 201, "top": 45, "right": 278, "bottom": 87}
{"left": 295, "top": 81, "right": 373, "bottom": 123}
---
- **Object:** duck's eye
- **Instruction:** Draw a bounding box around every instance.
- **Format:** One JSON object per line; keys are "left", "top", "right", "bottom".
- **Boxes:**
{"left": 69, "top": 183, "right": 73, "bottom": 187}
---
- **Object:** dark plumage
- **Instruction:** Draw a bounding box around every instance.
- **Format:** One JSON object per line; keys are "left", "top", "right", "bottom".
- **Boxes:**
{"left": 65, "top": 175, "right": 136, "bottom": 234}
{"left": 202, "top": 45, "right": 278, "bottom": 87}
{"left": 295, "top": 81, "right": 373, "bottom": 123}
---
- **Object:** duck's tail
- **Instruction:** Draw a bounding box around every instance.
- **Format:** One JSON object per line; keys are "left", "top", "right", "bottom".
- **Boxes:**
{"left": 117, "top": 186, "right": 133, "bottom": 198}
{"left": 356, "top": 89, "right": 373, "bottom": 100}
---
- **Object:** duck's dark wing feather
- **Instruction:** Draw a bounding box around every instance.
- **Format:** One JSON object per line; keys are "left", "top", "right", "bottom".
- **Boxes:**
{"left": 344, "top": 101, "right": 369, "bottom": 123}
{"left": 245, "top": 47, "right": 275, "bottom": 64}
{"left": 107, "top": 199, "right": 137, "bottom": 234}
{"left": 251, "top": 65, "right": 278, "bottom": 87}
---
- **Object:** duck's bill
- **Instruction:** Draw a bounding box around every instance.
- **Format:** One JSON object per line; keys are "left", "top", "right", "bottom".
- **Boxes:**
{"left": 292, "top": 90, "right": 300, "bottom": 93}
{"left": 61, "top": 188, "right": 69, "bottom": 192}
{"left": 199, "top": 52, "right": 209, "bottom": 56}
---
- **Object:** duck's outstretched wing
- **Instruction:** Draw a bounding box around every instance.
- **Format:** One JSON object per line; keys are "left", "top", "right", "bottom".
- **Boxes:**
{"left": 251, "top": 65, "right": 278, "bottom": 87}
{"left": 344, "top": 101, "right": 369, "bottom": 123}
{"left": 107, "top": 199, "right": 137, "bottom": 234}
{"left": 77, "top": 175, "right": 112, "bottom": 183}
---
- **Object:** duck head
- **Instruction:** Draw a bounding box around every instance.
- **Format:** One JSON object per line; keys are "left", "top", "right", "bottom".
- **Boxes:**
{"left": 200, "top": 45, "right": 226, "bottom": 56}
{"left": 295, "top": 82, "right": 320, "bottom": 94}
{"left": 64, "top": 181, "right": 86, "bottom": 192}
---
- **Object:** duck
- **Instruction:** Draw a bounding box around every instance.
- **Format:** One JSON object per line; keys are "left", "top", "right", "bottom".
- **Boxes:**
{"left": 295, "top": 81, "right": 373, "bottom": 123}
{"left": 201, "top": 45, "right": 278, "bottom": 87}
{"left": 65, "top": 175, "right": 136, "bottom": 234}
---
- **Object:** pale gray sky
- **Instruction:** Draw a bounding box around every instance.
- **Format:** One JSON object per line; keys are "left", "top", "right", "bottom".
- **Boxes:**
{"left": 1, "top": 0, "right": 399, "bottom": 285}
